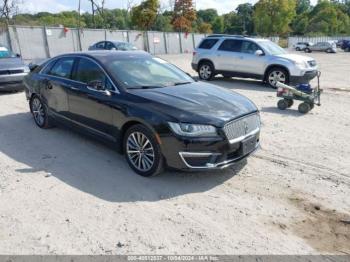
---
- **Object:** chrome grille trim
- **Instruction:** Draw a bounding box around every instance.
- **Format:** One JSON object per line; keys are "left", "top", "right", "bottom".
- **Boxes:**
{"left": 223, "top": 113, "right": 260, "bottom": 144}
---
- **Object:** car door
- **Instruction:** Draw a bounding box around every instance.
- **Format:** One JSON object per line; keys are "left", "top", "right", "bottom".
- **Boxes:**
{"left": 105, "top": 41, "right": 116, "bottom": 50}
{"left": 41, "top": 57, "right": 75, "bottom": 118}
{"left": 67, "top": 57, "right": 118, "bottom": 139}
{"left": 94, "top": 41, "right": 106, "bottom": 50}
{"left": 236, "top": 40, "right": 266, "bottom": 76}
{"left": 214, "top": 39, "right": 242, "bottom": 72}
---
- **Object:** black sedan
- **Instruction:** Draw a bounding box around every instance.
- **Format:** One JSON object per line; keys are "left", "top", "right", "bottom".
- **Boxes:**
{"left": 24, "top": 51, "right": 260, "bottom": 177}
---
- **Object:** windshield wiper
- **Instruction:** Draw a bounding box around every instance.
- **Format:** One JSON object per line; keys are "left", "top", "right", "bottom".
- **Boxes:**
{"left": 129, "top": 85, "right": 164, "bottom": 89}
{"left": 173, "top": 81, "right": 192, "bottom": 86}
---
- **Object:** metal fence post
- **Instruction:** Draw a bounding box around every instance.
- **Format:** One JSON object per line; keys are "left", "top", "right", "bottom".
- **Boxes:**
{"left": 104, "top": 29, "right": 107, "bottom": 40}
{"left": 43, "top": 26, "right": 51, "bottom": 58}
{"left": 179, "top": 32, "right": 183, "bottom": 53}
{"left": 77, "top": 28, "right": 82, "bottom": 51}
{"left": 6, "top": 24, "right": 14, "bottom": 51}
{"left": 163, "top": 32, "right": 168, "bottom": 54}
{"left": 192, "top": 33, "right": 195, "bottom": 50}
{"left": 126, "top": 31, "right": 130, "bottom": 42}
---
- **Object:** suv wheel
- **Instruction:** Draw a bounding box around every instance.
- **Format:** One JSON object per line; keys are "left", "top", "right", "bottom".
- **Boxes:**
{"left": 198, "top": 62, "right": 214, "bottom": 81}
{"left": 30, "top": 95, "right": 53, "bottom": 128}
{"left": 304, "top": 48, "right": 311, "bottom": 53}
{"left": 124, "top": 124, "right": 164, "bottom": 177}
{"left": 267, "top": 67, "right": 289, "bottom": 89}
{"left": 326, "top": 48, "right": 332, "bottom": 53}
{"left": 296, "top": 47, "right": 300, "bottom": 51}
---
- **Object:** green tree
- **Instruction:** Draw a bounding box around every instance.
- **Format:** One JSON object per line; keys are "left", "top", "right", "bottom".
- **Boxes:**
{"left": 212, "top": 16, "right": 224, "bottom": 33}
{"left": 236, "top": 3, "right": 254, "bottom": 35}
{"left": 172, "top": 0, "right": 197, "bottom": 32}
{"left": 197, "top": 9, "right": 218, "bottom": 24}
{"left": 131, "top": 0, "right": 159, "bottom": 30}
{"left": 253, "top": 0, "right": 296, "bottom": 36}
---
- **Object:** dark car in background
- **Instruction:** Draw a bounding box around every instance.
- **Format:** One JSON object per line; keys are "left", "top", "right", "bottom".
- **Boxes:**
{"left": 340, "top": 40, "right": 350, "bottom": 52}
{"left": 88, "top": 41, "right": 138, "bottom": 51}
{"left": 23, "top": 51, "right": 260, "bottom": 177}
{"left": 0, "top": 46, "right": 29, "bottom": 92}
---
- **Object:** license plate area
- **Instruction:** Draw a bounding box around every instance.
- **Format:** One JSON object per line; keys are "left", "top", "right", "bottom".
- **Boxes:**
{"left": 241, "top": 135, "right": 257, "bottom": 155}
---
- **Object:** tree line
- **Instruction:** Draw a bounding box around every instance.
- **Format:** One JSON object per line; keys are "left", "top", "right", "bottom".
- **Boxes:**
{"left": 1, "top": 0, "right": 350, "bottom": 36}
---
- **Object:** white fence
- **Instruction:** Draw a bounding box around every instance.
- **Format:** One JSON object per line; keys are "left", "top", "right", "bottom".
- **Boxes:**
{"left": 0, "top": 25, "right": 206, "bottom": 61}
{"left": 288, "top": 36, "right": 350, "bottom": 48}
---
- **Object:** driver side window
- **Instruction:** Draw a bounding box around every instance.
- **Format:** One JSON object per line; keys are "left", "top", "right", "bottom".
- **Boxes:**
{"left": 241, "top": 41, "right": 261, "bottom": 54}
{"left": 73, "top": 58, "right": 113, "bottom": 90}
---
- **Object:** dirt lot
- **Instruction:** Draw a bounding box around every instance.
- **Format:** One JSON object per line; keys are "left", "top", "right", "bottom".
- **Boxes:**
{"left": 0, "top": 51, "right": 349, "bottom": 254}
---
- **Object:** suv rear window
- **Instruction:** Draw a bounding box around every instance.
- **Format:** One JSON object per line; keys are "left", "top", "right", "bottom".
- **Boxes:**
{"left": 199, "top": 39, "right": 219, "bottom": 49}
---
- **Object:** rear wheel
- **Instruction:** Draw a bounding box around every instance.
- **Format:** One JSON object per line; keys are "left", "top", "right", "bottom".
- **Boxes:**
{"left": 267, "top": 67, "right": 289, "bottom": 89}
{"left": 304, "top": 48, "right": 311, "bottom": 53}
{"left": 296, "top": 47, "right": 300, "bottom": 51}
{"left": 30, "top": 95, "right": 53, "bottom": 128}
{"left": 298, "top": 102, "right": 311, "bottom": 114}
{"left": 286, "top": 99, "right": 294, "bottom": 108}
{"left": 326, "top": 48, "right": 332, "bottom": 53}
{"left": 124, "top": 124, "right": 164, "bottom": 177}
{"left": 198, "top": 62, "right": 214, "bottom": 81}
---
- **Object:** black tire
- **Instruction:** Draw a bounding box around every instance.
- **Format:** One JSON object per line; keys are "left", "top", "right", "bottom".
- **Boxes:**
{"left": 345, "top": 47, "right": 350, "bottom": 52}
{"left": 286, "top": 99, "right": 294, "bottom": 108}
{"left": 30, "top": 95, "right": 54, "bottom": 129}
{"left": 266, "top": 67, "right": 289, "bottom": 89}
{"left": 296, "top": 47, "right": 300, "bottom": 51}
{"left": 304, "top": 48, "right": 311, "bottom": 53}
{"left": 198, "top": 61, "right": 215, "bottom": 81}
{"left": 123, "top": 124, "right": 164, "bottom": 177}
{"left": 298, "top": 102, "right": 311, "bottom": 114}
{"left": 309, "top": 103, "right": 315, "bottom": 110}
{"left": 277, "top": 99, "right": 288, "bottom": 110}
{"left": 326, "top": 48, "right": 332, "bottom": 53}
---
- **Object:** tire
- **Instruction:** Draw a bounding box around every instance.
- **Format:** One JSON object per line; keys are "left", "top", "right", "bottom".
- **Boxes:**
{"left": 326, "top": 48, "right": 332, "bottom": 53}
{"left": 296, "top": 47, "right": 300, "bottom": 51}
{"left": 345, "top": 47, "right": 350, "bottom": 52}
{"left": 267, "top": 67, "right": 289, "bottom": 89}
{"left": 286, "top": 99, "right": 294, "bottom": 108}
{"left": 304, "top": 48, "right": 311, "bottom": 53}
{"left": 198, "top": 61, "right": 215, "bottom": 81}
{"left": 309, "top": 103, "right": 314, "bottom": 110}
{"left": 123, "top": 124, "right": 164, "bottom": 177}
{"left": 277, "top": 99, "right": 288, "bottom": 110}
{"left": 298, "top": 102, "right": 311, "bottom": 114}
{"left": 30, "top": 95, "right": 54, "bottom": 129}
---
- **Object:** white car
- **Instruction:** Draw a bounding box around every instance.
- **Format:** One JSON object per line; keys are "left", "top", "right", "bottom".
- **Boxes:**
{"left": 191, "top": 35, "right": 318, "bottom": 88}
{"left": 294, "top": 42, "right": 313, "bottom": 51}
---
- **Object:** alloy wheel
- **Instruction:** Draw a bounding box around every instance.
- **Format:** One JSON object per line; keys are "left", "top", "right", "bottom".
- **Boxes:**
{"left": 199, "top": 64, "right": 212, "bottom": 80}
{"left": 31, "top": 97, "right": 45, "bottom": 126}
{"left": 268, "top": 70, "right": 286, "bottom": 86}
{"left": 126, "top": 132, "right": 155, "bottom": 172}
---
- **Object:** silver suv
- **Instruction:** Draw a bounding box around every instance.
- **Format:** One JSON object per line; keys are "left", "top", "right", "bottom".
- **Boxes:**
{"left": 192, "top": 35, "right": 318, "bottom": 88}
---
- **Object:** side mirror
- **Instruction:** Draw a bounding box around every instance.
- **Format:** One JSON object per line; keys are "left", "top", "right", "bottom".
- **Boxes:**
{"left": 255, "top": 50, "right": 264, "bottom": 56}
{"left": 111, "top": 47, "right": 117, "bottom": 51}
{"left": 88, "top": 80, "right": 105, "bottom": 91}
{"left": 16, "top": 53, "right": 21, "bottom": 58}
{"left": 28, "top": 63, "right": 38, "bottom": 72}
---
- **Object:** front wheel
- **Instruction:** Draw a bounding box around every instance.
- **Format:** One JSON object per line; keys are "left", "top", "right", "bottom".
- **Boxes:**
{"left": 304, "top": 48, "right": 311, "bottom": 53}
{"left": 296, "top": 47, "right": 300, "bottom": 51}
{"left": 198, "top": 62, "right": 214, "bottom": 81}
{"left": 326, "top": 48, "right": 332, "bottom": 53}
{"left": 124, "top": 124, "right": 164, "bottom": 177}
{"left": 298, "top": 102, "right": 311, "bottom": 114}
{"left": 267, "top": 67, "right": 289, "bottom": 89}
{"left": 30, "top": 95, "right": 53, "bottom": 128}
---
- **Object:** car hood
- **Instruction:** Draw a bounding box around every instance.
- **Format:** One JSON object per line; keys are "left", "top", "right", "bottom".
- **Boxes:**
{"left": 130, "top": 82, "right": 258, "bottom": 127}
{"left": 0, "top": 57, "right": 26, "bottom": 70}
{"left": 276, "top": 53, "right": 314, "bottom": 63}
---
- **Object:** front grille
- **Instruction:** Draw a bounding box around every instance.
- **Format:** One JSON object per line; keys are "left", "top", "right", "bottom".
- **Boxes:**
{"left": 308, "top": 60, "right": 316, "bottom": 67}
{"left": 223, "top": 113, "right": 260, "bottom": 142}
{"left": 0, "top": 69, "right": 24, "bottom": 75}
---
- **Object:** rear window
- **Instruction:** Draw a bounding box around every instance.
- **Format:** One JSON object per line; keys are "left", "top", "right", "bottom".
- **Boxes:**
{"left": 198, "top": 39, "right": 219, "bottom": 49}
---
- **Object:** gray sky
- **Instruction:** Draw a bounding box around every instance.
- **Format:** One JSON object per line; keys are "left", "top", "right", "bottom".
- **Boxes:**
{"left": 20, "top": 0, "right": 318, "bottom": 15}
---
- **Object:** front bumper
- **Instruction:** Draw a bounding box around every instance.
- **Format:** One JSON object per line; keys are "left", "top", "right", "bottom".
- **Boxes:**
{"left": 161, "top": 130, "right": 260, "bottom": 171}
{"left": 290, "top": 70, "right": 318, "bottom": 84}
{"left": 0, "top": 73, "right": 26, "bottom": 91}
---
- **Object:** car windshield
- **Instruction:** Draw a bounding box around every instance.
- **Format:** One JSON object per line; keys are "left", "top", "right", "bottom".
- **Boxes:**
{"left": 0, "top": 48, "right": 17, "bottom": 59}
{"left": 106, "top": 57, "right": 194, "bottom": 89}
{"left": 258, "top": 40, "right": 286, "bottom": 55}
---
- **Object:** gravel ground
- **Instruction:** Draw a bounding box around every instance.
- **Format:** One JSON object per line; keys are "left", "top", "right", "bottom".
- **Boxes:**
{"left": 0, "top": 51, "right": 349, "bottom": 254}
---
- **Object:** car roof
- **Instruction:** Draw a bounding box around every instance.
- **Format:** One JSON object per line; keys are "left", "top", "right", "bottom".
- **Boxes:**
{"left": 54, "top": 50, "right": 151, "bottom": 63}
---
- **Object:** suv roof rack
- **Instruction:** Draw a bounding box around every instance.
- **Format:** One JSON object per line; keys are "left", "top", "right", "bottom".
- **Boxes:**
{"left": 207, "top": 34, "right": 245, "bottom": 38}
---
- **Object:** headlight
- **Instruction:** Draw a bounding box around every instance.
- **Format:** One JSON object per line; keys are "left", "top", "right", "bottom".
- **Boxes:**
{"left": 23, "top": 66, "right": 30, "bottom": 73}
{"left": 294, "top": 60, "right": 308, "bottom": 68}
{"left": 168, "top": 122, "right": 217, "bottom": 137}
